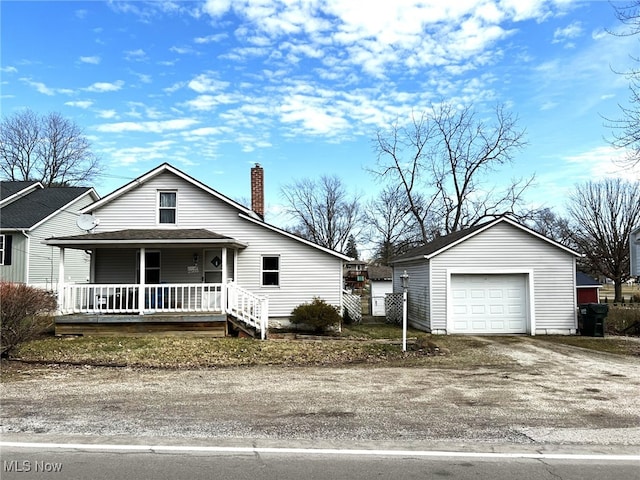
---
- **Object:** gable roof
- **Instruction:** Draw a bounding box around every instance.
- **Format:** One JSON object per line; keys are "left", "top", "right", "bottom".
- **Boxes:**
{"left": 0, "top": 181, "right": 41, "bottom": 206}
{"left": 392, "top": 216, "right": 581, "bottom": 264}
{"left": 81, "top": 162, "right": 258, "bottom": 219}
{"left": 576, "top": 271, "right": 602, "bottom": 288}
{"left": 79, "top": 163, "right": 351, "bottom": 261}
{"left": 368, "top": 265, "right": 393, "bottom": 281}
{"left": 0, "top": 184, "right": 97, "bottom": 230}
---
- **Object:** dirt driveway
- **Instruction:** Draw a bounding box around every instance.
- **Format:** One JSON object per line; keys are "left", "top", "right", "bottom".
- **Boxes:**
{"left": 1, "top": 337, "right": 639, "bottom": 449}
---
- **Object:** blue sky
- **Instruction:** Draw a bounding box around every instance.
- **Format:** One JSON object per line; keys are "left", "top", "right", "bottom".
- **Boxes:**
{"left": 1, "top": 0, "right": 638, "bottom": 233}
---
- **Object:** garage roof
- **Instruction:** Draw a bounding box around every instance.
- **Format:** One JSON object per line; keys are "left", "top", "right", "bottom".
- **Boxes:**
{"left": 392, "top": 216, "right": 582, "bottom": 263}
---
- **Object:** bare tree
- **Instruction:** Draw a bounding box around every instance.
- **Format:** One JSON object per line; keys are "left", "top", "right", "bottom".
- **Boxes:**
{"left": 363, "top": 185, "right": 423, "bottom": 265}
{"left": 605, "top": 0, "right": 640, "bottom": 169}
{"left": 281, "top": 175, "right": 362, "bottom": 253}
{"left": 567, "top": 178, "right": 640, "bottom": 303}
{"left": 527, "top": 208, "right": 574, "bottom": 247}
{"left": 0, "top": 109, "right": 101, "bottom": 186}
{"left": 371, "top": 102, "right": 530, "bottom": 241}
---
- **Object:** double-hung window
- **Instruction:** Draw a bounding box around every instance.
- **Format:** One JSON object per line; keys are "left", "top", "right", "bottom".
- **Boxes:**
{"left": 261, "top": 256, "right": 280, "bottom": 286}
{"left": 0, "top": 234, "right": 11, "bottom": 265}
{"left": 159, "top": 191, "right": 177, "bottom": 224}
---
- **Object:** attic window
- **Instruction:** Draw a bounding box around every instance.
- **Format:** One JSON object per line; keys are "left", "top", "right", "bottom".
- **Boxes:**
{"left": 158, "top": 191, "right": 177, "bottom": 224}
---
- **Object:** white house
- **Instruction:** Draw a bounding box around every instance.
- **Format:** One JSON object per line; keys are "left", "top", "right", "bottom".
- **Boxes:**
{"left": 631, "top": 225, "right": 640, "bottom": 277}
{"left": 0, "top": 181, "right": 99, "bottom": 290}
{"left": 45, "top": 163, "right": 349, "bottom": 337}
{"left": 391, "top": 216, "right": 582, "bottom": 335}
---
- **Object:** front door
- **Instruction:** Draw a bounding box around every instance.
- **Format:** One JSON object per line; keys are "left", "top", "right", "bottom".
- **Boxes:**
{"left": 203, "top": 249, "right": 223, "bottom": 309}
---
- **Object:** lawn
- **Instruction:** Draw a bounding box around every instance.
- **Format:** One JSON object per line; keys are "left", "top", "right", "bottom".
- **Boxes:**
{"left": 3, "top": 323, "right": 638, "bottom": 371}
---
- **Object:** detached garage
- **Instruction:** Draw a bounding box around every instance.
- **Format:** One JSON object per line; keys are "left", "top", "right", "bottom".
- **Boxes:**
{"left": 391, "top": 217, "right": 581, "bottom": 335}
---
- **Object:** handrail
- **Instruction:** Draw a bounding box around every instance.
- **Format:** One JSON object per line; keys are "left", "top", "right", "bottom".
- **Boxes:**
{"left": 226, "top": 282, "right": 269, "bottom": 339}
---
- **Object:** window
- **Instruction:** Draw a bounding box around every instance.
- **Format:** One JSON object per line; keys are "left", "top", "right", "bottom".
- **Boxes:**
{"left": 136, "top": 251, "right": 161, "bottom": 284}
{"left": 0, "top": 235, "right": 12, "bottom": 266}
{"left": 158, "top": 191, "right": 177, "bottom": 224}
{"left": 261, "top": 256, "right": 280, "bottom": 286}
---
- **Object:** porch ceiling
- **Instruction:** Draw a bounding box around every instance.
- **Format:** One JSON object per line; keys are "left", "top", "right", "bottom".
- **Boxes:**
{"left": 44, "top": 228, "right": 248, "bottom": 250}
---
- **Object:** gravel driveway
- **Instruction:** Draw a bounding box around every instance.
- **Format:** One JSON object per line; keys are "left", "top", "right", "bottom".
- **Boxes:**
{"left": 2, "top": 337, "right": 639, "bottom": 449}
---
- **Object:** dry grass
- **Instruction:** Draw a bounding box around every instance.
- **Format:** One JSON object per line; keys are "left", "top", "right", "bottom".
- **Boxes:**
{"left": 530, "top": 335, "right": 640, "bottom": 356}
{"left": 5, "top": 327, "right": 510, "bottom": 370}
{"left": 4, "top": 323, "right": 637, "bottom": 372}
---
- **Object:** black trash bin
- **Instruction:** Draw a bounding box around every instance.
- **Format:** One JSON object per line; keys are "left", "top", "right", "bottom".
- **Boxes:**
{"left": 578, "top": 303, "right": 609, "bottom": 337}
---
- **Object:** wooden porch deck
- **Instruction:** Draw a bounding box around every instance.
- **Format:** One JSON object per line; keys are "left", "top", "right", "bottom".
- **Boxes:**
{"left": 55, "top": 313, "right": 229, "bottom": 337}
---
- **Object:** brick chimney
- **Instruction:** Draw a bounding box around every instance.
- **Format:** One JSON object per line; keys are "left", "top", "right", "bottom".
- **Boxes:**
{"left": 251, "top": 163, "right": 264, "bottom": 219}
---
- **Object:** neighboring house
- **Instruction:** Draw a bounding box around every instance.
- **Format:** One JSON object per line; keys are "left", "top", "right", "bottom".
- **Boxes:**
{"left": 368, "top": 265, "right": 393, "bottom": 317}
{"left": 45, "top": 163, "right": 349, "bottom": 338}
{"left": 391, "top": 216, "right": 582, "bottom": 335}
{"left": 0, "top": 181, "right": 99, "bottom": 290}
{"left": 576, "top": 271, "right": 602, "bottom": 304}
{"left": 631, "top": 226, "right": 640, "bottom": 277}
{"left": 344, "top": 260, "right": 367, "bottom": 291}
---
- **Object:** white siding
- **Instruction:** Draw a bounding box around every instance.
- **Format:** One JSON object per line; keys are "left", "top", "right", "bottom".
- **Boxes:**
{"left": 95, "top": 249, "right": 137, "bottom": 283}
{"left": 28, "top": 193, "right": 96, "bottom": 290}
{"left": 430, "top": 222, "right": 576, "bottom": 334}
{"left": 394, "top": 260, "right": 431, "bottom": 331}
{"left": 0, "top": 233, "right": 27, "bottom": 283}
{"left": 88, "top": 171, "right": 344, "bottom": 317}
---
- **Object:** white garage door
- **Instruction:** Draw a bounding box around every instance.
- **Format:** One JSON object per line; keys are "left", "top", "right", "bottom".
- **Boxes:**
{"left": 451, "top": 274, "right": 527, "bottom": 334}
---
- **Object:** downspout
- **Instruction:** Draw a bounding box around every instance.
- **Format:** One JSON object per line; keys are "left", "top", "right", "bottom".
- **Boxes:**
{"left": 21, "top": 230, "right": 31, "bottom": 284}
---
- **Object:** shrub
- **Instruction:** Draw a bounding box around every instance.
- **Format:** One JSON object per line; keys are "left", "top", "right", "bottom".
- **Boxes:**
{"left": 0, "top": 282, "right": 57, "bottom": 356}
{"left": 605, "top": 306, "right": 640, "bottom": 335}
{"left": 290, "top": 297, "right": 342, "bottom": 333}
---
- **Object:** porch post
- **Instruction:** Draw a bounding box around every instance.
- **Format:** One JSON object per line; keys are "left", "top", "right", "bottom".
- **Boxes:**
{"left": 57, "top": 247, "right": 65, "bottom": 312}
{"left": 138, "top": 247, "right": 146, "bottom": 315}
{"left": 221, "top": 247, "right": 228, "bottom": 310}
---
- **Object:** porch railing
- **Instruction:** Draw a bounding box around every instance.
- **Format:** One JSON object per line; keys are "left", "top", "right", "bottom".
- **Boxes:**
{"left": 60, "top": 283, "right": 224, "bottom": 315}
{"left": 59, "top": 282, "right": 269, "bottom": 339}
{"left": 226, "top": 282, "right": 269, "bottom": 340}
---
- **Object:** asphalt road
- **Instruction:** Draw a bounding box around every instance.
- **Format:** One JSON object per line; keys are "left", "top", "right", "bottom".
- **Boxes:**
{"left": 2, "top": 444, "right": 640, "bottom": 480}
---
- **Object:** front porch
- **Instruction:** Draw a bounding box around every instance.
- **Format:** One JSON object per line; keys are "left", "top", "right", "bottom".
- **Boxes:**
{"left": 56, "top": 282, "right": 268, "bottom": 338}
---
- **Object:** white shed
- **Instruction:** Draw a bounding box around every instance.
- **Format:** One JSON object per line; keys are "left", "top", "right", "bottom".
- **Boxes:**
{"left": 391, "top": 217, "right": 582, "bottom": 335}
{"left": 368, "top": 265, "right": 393, "bottom": 317}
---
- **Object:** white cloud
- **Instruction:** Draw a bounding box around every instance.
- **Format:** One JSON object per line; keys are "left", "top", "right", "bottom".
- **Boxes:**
{"left": 20, "top": 78, "right": 55, "bottom": 95}
{"left": 97, "top": 110, "right": 118, "bottom": 119}
{"left": 85, "top": 80, "right": 124, "bottom": 92}
{"left": 202, "top": 0, "right": 232, "bottom": 17}
{"left": 553, "top": 20, "right": 583, "bottom": 45}
{"left": 170, "top": 45, "right": 196, "bottom": 55}
{"left": 184, "top": 94, "right": 236, "bottom": 111}
{"left": 563, "top": 145, "right": 640, "bottom": 182}
{"left": 105, "top": 142, "right": 174, "bottom": 166}
{"left": 194, "top": 33, "right": 227, "bottom": 44}
{"left": 65, "top": 100, "right": 93, "bottom": 109}
{"left": 1, "top": 66, "right": 18, "bottom": 73}
{"left": 125, "top": 49, "right": 147, "bottom": 61}
{"left": 80, "top": 55, "right": 101, "bottom": 64}
{"left": 95, "top": 118, "right": 200, "bottom": 133}
{"left": 187, "top": 73, "right": 229, "bottom": 93}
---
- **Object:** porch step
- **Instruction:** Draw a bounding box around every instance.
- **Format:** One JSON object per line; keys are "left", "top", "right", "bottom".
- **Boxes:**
{"left": 227, "top": 315, "right": 259, "bottom": 338}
